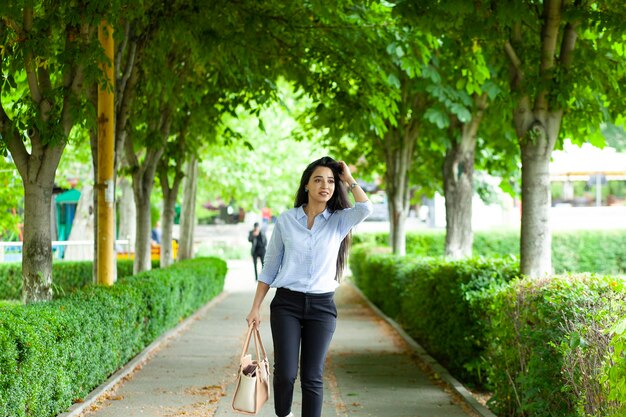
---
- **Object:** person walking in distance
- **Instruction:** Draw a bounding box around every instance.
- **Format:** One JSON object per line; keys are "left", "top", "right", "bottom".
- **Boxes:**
{"left": 248, "top": 222, "right": 267, "bottom": 281}
{"left": 246, "top": 157, "right": 372, "bottom": 417}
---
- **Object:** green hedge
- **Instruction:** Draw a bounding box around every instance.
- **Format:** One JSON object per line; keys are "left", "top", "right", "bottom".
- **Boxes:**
{"left": 485, "top": 275, "right": 626, "bottom": 417}
{"left": 0, "top": 259, "right": 160, "bottom": 300}
{"left": 353, "top": 229, "right": 626, "bottom": 274}
{"left": 0, "top": 257, "right": 226, "bottom": 417}
{"left": 350, "top": 245, "right": 626, "bottom": 416}
{"left": 350, "top": 245, "right": 518, "bottom": 386}
{"left": 606, "top": 318, "right": 626, "bottom": 417}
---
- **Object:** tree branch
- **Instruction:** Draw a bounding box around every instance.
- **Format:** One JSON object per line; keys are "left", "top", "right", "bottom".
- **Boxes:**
{"left": 559, "top": 20, "right": 579, "bottom": 69}
{"left": 115, "top": 21, "right": 130, "bottom": 77}
{"left": 37, "top": 67, "right": 52, "bottom": 94}
{"left": 116, "top": 66, "right": 139, "bottom": 170}
{"left": 61, "top": 21, "right": 88, "bottom": 136}
{"left": 158, "top": 161, "right": 171, "bottom": 196}
{"left": 172, "top": 166, "right": 184, "bottom": 196}
{"left": 23, "top": 6, "right": 42, "bottom": 105}
{"left": 118, "top": 39, "right": 137, "bottom": 109}
{"left": 540, "top": 0, "right": 562, "bottom": 74}
{"left": 124, "top": 128, "right": 140, "bottom": 170}
{"left": 461, "top": 93, "right": 488, "bottom": 151}
{"left": 37, "top": 137, "right": 66, "bottom": 185}
{"left": 535, "top": 0, "right": 563, "bottom": 111}
{"left": 0, "top": 59, "right": 29, "bottom": 179}
{"left": 504, "top": 40, "right": 523, "bottom": 77}
{"left": 144, "top": 145, "right": 166, "bottom": 193}
{"left": 145, "top": 108, "right": 172, "bottom": 170}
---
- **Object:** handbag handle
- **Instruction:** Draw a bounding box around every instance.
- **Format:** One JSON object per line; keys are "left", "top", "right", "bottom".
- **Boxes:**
{"left": 240, "top": 323, "right": 268, "bottom": 364}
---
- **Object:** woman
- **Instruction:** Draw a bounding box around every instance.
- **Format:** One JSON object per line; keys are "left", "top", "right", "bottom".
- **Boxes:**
{"left": 246, "top": 156, "right": 372, "bottom": 417}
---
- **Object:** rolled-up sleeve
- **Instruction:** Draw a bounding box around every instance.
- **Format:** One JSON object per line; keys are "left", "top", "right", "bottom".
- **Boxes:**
{"left": 338, "top": 200, "right": 374, "bottom": 237}
{"left": 258, "top": 221, "right": 284, "bottom": 285}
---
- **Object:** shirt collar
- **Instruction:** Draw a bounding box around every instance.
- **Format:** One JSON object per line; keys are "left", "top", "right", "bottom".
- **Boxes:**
{"left": 297, "top": 205, "right": 331, "bottom": 220}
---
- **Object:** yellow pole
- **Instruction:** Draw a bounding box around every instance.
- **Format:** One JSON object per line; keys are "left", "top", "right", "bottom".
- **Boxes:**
{"left": 97, "top": 21, "right": 116, "bottom": 286}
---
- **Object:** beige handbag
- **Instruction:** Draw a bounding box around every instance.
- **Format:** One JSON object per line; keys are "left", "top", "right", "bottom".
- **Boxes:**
{"left": 232, "top": 323, "right": 271, "bottom": 415}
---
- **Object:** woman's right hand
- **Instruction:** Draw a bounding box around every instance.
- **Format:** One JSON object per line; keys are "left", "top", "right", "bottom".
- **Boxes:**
{"left": 246, "top": 307, "right": 261, "bottom": 328}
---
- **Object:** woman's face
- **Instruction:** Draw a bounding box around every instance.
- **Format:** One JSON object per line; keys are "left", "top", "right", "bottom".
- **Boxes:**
{"left": 306, "top": 166, "right": 335, "bottom": 205}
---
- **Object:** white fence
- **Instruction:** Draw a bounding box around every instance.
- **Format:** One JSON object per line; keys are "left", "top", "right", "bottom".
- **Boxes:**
{"left": 0, "top": 240, "right": 132, "bottom": 263}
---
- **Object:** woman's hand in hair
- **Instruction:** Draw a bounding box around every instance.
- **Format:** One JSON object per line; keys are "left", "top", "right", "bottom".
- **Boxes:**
{"left": 337, "top": 160, "right": 355, "bottom": 185}
{"left": 338, "top": 160, "right": 368, "bottom": 203}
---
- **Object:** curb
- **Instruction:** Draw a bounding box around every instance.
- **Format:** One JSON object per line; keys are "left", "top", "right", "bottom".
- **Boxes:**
{"left": 347, "top": 282, "right": 497, "bottom": 417}
{"left": 57, "top": 291, "right": 229, "bottom": 417}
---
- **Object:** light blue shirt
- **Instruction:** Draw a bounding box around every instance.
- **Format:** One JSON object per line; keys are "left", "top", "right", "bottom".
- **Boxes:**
{"left": 259, "top": 200, "right": 373, "bottom": 293}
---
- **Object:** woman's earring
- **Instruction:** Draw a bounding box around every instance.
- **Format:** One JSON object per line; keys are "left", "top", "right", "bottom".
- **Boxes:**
{"left": 305, "top": 188, "right": 308, "bottom": 192}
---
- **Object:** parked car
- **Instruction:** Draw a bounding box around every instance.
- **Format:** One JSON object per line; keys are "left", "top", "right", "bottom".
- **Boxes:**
{"left": 365, "top": 192, "right": 388, "bottom": 221}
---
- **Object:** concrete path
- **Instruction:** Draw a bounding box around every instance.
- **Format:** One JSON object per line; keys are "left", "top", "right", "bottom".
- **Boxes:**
{"left": 73, "top": 260, "right": 478, "bottom": 417}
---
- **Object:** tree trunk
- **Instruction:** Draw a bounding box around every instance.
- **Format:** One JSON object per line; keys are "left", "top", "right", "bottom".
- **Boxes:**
{"left": 0, "top": 8, "right": 86, "bottom": 300}
{"left": 503, "top": 1, "right": 577, "bottom": 277}
{"left": 158, "top": 163, "right": 184, "bottom": 268}
{"left": 22, "top": 182, "right": 54, "bottom": 302}
{"left": 117, "top": 177, "right": 136, "bottom": 255}
{"left": 5, "top": 131, "right": 65, "bottom": 304}
{"left": 443, "top": 95, "right": 486, "bottom": 259}
{"left": 160, "top": 194, "right": 176, "bottom": 267}
{"left": 519, "top": 120, "right": 558, "bottom": 277}
{"left": 443, "top": 139, "right": 475, "bottom": 259}
{"left": 178, "top": 157, "right": 198, "bottom": 260}
{"left": 133, "top": 184, "right": 153, "bottom": 273}
{"left": 127, "top": 112, "right": 170, "bottom": 273}
{"left": 382, "top": 127, "right": 415, "bottom": 256}
{"left": 388, "top": 195, "right": 408, "bottom": 255}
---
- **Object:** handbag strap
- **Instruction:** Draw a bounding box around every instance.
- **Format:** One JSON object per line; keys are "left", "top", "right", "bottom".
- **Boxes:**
{"left": 240, "top": 323, "right": 268, "bottom": 363}
{"left": 252, "top": 326, "right": 268, "bottom": 361}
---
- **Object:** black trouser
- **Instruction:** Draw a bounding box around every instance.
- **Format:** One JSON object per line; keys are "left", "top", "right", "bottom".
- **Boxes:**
{"left": 252, "top": 251, "right": 265, "bottom": 280}
{"left": 270, "top": 288, "right": 337, "bottom": 417}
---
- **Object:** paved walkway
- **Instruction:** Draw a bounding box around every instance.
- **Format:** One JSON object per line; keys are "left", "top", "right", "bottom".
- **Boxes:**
{"left": 73, "top": 260, "right": 478, "bottom": 417}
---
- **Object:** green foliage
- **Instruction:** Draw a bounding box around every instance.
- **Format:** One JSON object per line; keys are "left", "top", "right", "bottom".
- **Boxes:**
{"left": 350, "top": 245, "right": 517, "bottom": 386}
{"left": 484, "top": 275, "right": 626, "bottom": 417}
{"left": 393, "top": 0, "right": 520, "bottom": 200}
{"left": 354, "top": 229, "right": 626, "bottom": 274}
{"left": 0, "top": 157, "right": 22, "bottom": 239}
{"left": 0, "top": 260, "right": 159, "bottom": 301}
{"left": 0, "top": 257, "right": 226, "bottom": 417}
{"left": 606, "top": 318, "right": 626, "bottom": 416}
{"left": 200, "top": 81, "right": 331, "bottom": 214}
{"left": 0, "top": 0, "right": 125, "bottom": 147}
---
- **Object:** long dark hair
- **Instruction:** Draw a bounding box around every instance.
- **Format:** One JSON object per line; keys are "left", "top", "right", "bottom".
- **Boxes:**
{"left": 294, "top": 156, "right": 352, "bottom": 281}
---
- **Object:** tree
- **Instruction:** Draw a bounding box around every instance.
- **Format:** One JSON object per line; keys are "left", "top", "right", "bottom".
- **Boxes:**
{"left": 157, "top": 122, "right": 187, "bottom": 268}
{"left": 121, "top": 0, "right": 206, "bottom": 272}
{"left": 120, "top": 0, "right": 357, "bottom": 270}
{"left": 124, "top": 94, "right": 172, "bottom": 272}
{"left": 157, "top": 109, "right": 208, "bottom": 268}
{"left": 492, "top": 0, "right": 626, "bottom": 276}
{"left": 0, "top": 2, "right": 119, "bottom": 302}
{"left": 299, "top": 4, "right": 436, "bottom": 255}
{"left": 394, "top": 0, "right": 626, "bottom": 273}
{"left": 392, "top": 1, "right": 520, "bottom": 259}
